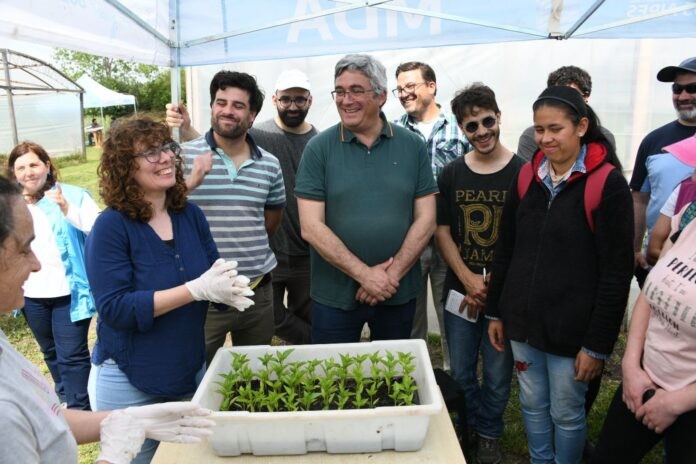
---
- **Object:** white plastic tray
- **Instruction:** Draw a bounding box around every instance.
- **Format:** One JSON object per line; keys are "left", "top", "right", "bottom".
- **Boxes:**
{"left": 192, "top": 339, "right": 443, "bottom": 456}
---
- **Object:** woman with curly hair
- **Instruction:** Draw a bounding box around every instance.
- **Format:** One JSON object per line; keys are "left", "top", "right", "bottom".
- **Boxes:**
{"left": 6, "top": 141, "right": 99, "bottom": 411}
{"left": 85, "top": 117, "right": 253, "bottom": 463}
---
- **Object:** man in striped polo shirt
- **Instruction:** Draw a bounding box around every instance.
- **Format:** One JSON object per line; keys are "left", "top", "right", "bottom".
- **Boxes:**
{"left": 181, "top": 71, "right": 286, "bottom": 365}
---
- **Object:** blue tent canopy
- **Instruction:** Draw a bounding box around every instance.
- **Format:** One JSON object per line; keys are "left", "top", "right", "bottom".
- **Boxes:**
{"left": 1, "top": 1, "right": 693, "bottom": 67}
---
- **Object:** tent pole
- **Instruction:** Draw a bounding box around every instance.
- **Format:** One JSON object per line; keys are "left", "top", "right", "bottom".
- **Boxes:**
{"left": 79, "top": 92, "right": 87, "bottom": 161}
{"left": 169, "top": 0, "right": 181, "bottom": 142}
{"left": 2, "top": 50, "right": 19, "bottom": 147}
{"left": 563, "top": 0, "right": 605, "bottom": 39}
{"left": 100, "top": 107, "right": 105, "bottom": 129}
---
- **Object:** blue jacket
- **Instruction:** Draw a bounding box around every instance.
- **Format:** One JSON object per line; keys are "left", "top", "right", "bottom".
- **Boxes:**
{"left": 36, "top": 183, "right": 96, "bottom": 322}
{"left": 85, "top": 203, "right": 219, "bottom": 396}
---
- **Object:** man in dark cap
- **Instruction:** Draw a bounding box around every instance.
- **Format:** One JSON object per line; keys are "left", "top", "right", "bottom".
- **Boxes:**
{"left": 630, "top": 56, "right": 696, "bottom": 287}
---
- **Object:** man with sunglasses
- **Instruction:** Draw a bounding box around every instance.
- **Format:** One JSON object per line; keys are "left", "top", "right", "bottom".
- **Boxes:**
{"left": 629, "top": 56, "right": 696, "bottom": 288}
{"left": 436, "top": 83, "right": 522, "bottom": 464}
{"left": 392, "top": 62, "right": 470, "bottom": 370}
{"left": 295, "top": 54, "right": 437, "bottom": 344}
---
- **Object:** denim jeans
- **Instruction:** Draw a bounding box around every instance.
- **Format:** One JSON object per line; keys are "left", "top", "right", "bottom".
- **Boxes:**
{"left": 445, "top": 312, "right": 512, "bottom": 438}
{"left": 311, "top": 299, "right": 416, "bottom": 344}
{"left": 511, "top": 341, "right": 588, "bottom": 464}
{"left": 88, "top": 359, "right": 205, "bottom": 464}
{"left": 22, "top": 295, "right": 91, "bottom": 410}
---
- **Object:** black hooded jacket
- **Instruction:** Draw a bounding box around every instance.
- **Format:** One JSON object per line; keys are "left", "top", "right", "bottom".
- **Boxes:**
{"left": 486, "top": 143, "right": 634, "bottom": 358}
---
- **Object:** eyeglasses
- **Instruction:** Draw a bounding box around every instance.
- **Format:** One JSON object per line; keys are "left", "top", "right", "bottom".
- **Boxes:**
{"left": 136, "top": 141, "right": 181, "bottom": 163}
{"left": 331, "top": 87, "right": 375, "bottom": 100}
{"left": 391, "top": 82, "right": 427, "bottom": 97}
{"left": 672, "top": 83, "right": 696, "bottom": 94}
{"left": 463, "top": 115, "right": 497, "bottom": 134}
{"left": 276, "top": 95, "right": 309, "bottom": 108}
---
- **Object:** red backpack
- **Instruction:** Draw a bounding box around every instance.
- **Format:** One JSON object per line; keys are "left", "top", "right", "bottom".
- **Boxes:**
{"left": 516, "top": 162, "right": 615, "bottom": 233}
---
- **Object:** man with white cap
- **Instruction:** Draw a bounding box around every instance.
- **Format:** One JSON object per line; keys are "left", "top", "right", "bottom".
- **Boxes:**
{"left": 166, "top": 69, "right": 317, "bottom": 344}
{"left": 629, "top": 56, "right": 696, "bottom": 287}
{"left": 248, "top": 69, "right": 317, "bottom": 345}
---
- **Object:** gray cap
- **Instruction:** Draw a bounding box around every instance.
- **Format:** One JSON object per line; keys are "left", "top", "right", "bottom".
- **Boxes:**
{"left": 656, "top": 56, "right": 696, "bottom": 82}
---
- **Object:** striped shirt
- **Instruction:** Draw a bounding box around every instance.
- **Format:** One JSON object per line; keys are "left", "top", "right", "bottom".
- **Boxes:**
{"left": 395, "top": 111, "right": 470, "bottom": 181}
{"left": 182, "top": 130, "right": 286, "bottom": 279}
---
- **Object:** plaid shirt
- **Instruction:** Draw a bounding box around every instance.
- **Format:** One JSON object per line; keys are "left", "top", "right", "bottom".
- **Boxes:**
{"left": 395, "top": 111, "right": 470, "bottom": 180}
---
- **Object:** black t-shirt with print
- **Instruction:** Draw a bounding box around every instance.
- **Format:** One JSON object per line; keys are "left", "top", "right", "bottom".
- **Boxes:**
{"left": 436, "top": 155, "right": 525, "bottom": 300}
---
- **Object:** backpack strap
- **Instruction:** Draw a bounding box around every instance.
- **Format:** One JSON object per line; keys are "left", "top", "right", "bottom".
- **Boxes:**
{"left": 517, "top": 162, "right": 534, "bottom": 200}
{"left": 584, "top": 162, "right": 615, "bottom": 233}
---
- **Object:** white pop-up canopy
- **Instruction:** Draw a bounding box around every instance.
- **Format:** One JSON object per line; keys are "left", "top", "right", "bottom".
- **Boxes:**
{"left": 76, "top": 74, "right": 136, "bottom": 109}
{"left": 75, "top": 74, "right": 136, "bottom": 128}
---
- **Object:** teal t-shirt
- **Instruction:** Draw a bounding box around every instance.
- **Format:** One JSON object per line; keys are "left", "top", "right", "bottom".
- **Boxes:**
{"left": 295, "top": 114, "right": 438, "bottom": 310}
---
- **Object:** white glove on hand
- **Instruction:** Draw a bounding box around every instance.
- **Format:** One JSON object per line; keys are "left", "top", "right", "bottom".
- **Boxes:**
{"left": 185, "top": 258, "right": 240, "bottom": 303}
{"left": 227, "top": 275, "right": 255, "bottom": 312}
{"left": 98, "top": 409, "right": 146, "bottom": 464}
{"left": 123, "top": 402, "right": 214, "bottom": 442}
{"left": 98, "top": 402, "right": 214, "bottom": 464}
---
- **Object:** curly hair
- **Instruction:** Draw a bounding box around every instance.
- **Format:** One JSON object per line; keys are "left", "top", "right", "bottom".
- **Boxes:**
{"left": 6, "top": 141, "right": 59, "bottom": 201}
{"left": 450, "top": 82, "right": 500, "bottom": 125}
{"left": 547, "top": 66, "right": 592, "bottom": 98}
{"left": 99, "top": 117, "right": 187, "bottom": 222}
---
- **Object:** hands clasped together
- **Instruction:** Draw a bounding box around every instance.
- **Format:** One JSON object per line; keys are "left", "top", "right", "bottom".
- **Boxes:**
{"left": 98, "top": 402, "right": 215, "bottom": 464}
{"left": 355, "top": 257, "right": 400, "bottom": 306}
{"left": 186, "top": 258, "right": 255, "bottom": 311}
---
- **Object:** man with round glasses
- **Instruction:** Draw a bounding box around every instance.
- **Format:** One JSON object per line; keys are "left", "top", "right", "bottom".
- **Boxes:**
{"left": 392, "top": 62, "right": 470, "bottom": 371}
{"left": 436, "top": 83, "right": 522, "bottom": 464}
{"left": 630, "top": 56, "right": 696, "bottom": 288}
{"left": 295, "top": 54, "right": 437, "bottom": 344}
{"left": 249, "top": 69, "right": 317, "bottom": 345}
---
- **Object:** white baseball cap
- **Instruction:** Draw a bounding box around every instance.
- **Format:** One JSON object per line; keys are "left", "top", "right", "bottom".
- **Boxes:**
{"left": 275, "top": 69, "right": 311, "bottom": 92}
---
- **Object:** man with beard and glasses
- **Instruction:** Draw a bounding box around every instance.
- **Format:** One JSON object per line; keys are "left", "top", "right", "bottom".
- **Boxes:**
{"left": 166, "top": 70, "right": 317, "bottom": 345}
{"left": 392, "top": 61, "right": 470, "bottom": 371}
{"left": 175, "top": 71, "right": 285, "bottom": 365}
{"left": 630, "top": 56, "right": 696, "bottom": 288}
{"left": 436, "top": 83, "right": 522, "bottom": 464}
{"left": 246, "top": 70, "right": 317, "bottom": 345}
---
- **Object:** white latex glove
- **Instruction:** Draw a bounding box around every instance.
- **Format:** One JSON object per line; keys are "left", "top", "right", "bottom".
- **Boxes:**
{"left": 226, "top": 275, "right": 255, "bottom": 312}
{"left": 98, "top": 409, "right": 146, "bottom": 464}
{"left": 98, "top": 402, "right": 214, "bottom": 464}
{"left": 185, "top": 258, "right": 240, "bottom": 303}
{"left": 124, "top": 402, "right": 214, "bottom": 442}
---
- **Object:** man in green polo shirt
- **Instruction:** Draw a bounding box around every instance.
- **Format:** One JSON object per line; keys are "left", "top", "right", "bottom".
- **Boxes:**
{"left": 295, "top": 54, "right": 438, "bottom": 343}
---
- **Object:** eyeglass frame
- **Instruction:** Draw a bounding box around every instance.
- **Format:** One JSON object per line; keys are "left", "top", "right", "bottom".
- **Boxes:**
{"left": 135, "top": 141, "right": 181, "bottom": 164}
{"left": 672, "top": 82, "right": 696, "bottom": 94}
{"left": 330, "top": 87, "right": 376, "bottom": 100}
{"left": 462, "top": 115, "right": 498, "bottom": 134}
{"left": 391, "top": 81, "right": 428, "bottom": 97}
{"left": 275, "top": 94, "right": 310, "bottom": 108}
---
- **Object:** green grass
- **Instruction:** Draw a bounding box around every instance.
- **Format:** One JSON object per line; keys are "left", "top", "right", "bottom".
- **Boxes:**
{"left": 57, "top": 145, "right": 102, "bottom": 206}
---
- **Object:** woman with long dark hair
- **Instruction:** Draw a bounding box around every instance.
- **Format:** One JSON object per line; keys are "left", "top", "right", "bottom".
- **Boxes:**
{"left": 486, "top": 86, "right": 634, "bottom": 463}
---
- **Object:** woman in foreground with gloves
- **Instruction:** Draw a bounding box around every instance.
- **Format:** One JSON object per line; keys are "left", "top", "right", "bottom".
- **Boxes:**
{"left": 85, "top": 117, "right": 253, "bottom": 463}
{"left": 0, "top": 175, "right": 213, "bottom": 464}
